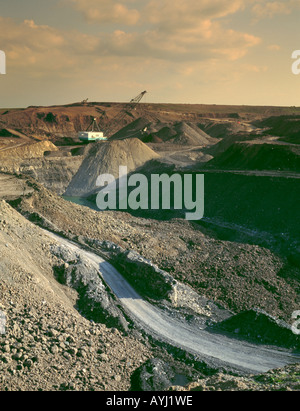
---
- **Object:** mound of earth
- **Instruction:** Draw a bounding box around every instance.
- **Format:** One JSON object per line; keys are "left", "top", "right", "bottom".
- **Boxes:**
{"left": 64, "top": 138, "right": 159, "bottom": 197}
{"left": 110, "top": 118, "right": 216, "bottom": 147}
{"left": 206, "top": 142, "right": 300, "bottom": 171}
{"left": 140, "top": 122, "right": 178, "bottom": 143}
{"left": 140, "top": 128, "right": 177, "bottom": 144}
{"left": 110, "top": 117, "right": 180, "bottom": 143}
{"left": 198, "top": 120, "right": 250, "bottom": 139}
{"left": 0, "top": 141, "right": 58, "bottom": 160}
{"left": 171, "top": 122, "right": 214, "bottom": 146}
{"left": 154, "top": 126, "right": 177, "bottom": 141}
{"left": 213, "top": 309, "right": 300, "bottom": 350}
{"left": 141, "top": 134, "right": 164, "bottom": 143}
{"left": 254, "top": 115, "right": 300, "bottom": 143}
{"left": 109, "top": 117, "right": 151, "bottom": 140}
{"left": 205, "top": 134, "right": 263, "bottom": 157}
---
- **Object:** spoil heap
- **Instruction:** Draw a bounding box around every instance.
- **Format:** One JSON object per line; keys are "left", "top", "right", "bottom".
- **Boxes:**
{"left": 64, "top": 138, "right": 159, "bottom": 197}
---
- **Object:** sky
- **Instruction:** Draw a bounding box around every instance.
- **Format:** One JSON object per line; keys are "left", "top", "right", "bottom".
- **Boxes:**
{"left": 0, "top": 0, "right": 300, "bottom": 107}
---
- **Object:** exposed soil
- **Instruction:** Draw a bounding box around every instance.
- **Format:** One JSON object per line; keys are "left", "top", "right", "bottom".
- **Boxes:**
{"left": 253, "top": 115, "right": 300, "bottom": 144}
{"left": 1, "top": 102, "right": 300, "bottom": 391}
{"left": 1, "top": 102, "right": 299, "bottom": 144}
{"left": 170, "top": 363, "right": 300, "bottom": 391}
{"left": 206, "top": 141, "right": 300, "bottom": 172}
{"left": 0, "top": 141, "right": 58, "bottom": 160}
{"left": 9, "top": 180, "right": 299, "bottom": 323}
{"left": 0, "top": 200, "right": 152, "bottom": 391}
{"left": 0, "top": 157, "right": 83, "bottom": 196}
{"left": 64, "top": 138, "right": 159, "bottom": 197}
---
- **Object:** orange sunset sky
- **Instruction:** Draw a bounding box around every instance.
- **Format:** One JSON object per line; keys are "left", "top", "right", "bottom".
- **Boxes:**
{"left": 0, "top": 0, "right": 300, "bottom": 107}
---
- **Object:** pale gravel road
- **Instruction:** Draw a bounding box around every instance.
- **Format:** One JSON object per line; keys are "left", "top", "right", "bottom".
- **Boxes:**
{"left": 47, "top": 231, "right": 300, "bottom": 375}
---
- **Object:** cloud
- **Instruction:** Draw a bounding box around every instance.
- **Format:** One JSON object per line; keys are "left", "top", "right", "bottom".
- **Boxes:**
{"left": 144, "top": 0, "right": 246, "bottom": 28}
{"left": 0, "top": 5, "right": 261, "bottom": 77}
{"left": 67, "top": 0, "right": 247, "bottom": 30}
{"left": 105, "top": 24, "right": 260, "bottom": 62}
{"left": 98, "top": 0, "right": 260, "bottom": 62}
{"left": 268, "top": 44, "right": 281, "bottom": 51}
{"left": 0, "top": 1, "right": 262, "bottom": 106}
{"left": 251, "top": 0, "right": 300, "bottom": 19}
{"left": 66, "top": 0, "right": 140, "bottom": 25}
{"left": 0, "top": 16, "right": 104, "bottom": 78}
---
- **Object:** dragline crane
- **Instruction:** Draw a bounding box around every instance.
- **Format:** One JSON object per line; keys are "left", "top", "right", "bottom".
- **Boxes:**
{"left": 78, "top": 91, "right": 147, "bottom": 142}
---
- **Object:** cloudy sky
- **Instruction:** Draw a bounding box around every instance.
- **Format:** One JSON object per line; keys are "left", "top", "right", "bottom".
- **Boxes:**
{"left": 0, "top": 0, "right": 300, "bottom": 107}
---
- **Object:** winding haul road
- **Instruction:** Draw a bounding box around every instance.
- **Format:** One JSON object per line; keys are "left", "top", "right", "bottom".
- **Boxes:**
{"left": 47, "top": 231, "right": 300, "bottom": 375}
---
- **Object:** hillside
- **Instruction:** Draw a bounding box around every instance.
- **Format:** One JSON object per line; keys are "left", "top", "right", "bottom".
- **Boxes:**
{"left": 206, "top": 142, "right": 300, "bottom": 172}
{"left": 10, "top": 180, "right": 300, "bottom": 321}
{"left": 1, "top": 103, "right": 299, "bottom": 143}
{"left": 254, "top": 115, "right": 300, "bottom": 144}
{"left": 0, "top": 200, "right": 151, "bottom": 391}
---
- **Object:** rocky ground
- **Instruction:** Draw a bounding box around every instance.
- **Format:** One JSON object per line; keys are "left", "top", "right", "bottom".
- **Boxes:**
{"left": 0, "top": 103, "right": 299, "bottom": 391}
{"left": 1, "top": 198, "right": 299, "bottom": 391}
{"left": 0, "top": 156, "right": 83, "bottom": 196}
{"left": 170, "top": 363, "right": 300, "bottom": 391}
{"left": 12, "top": 179, "right": 299, "bottom": 322}
{"left": 0, "top": 200, "right": 153, "bottom": 391}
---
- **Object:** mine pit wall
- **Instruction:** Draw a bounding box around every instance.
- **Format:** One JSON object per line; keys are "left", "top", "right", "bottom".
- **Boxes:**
{"left": 123, "top": 168, "right": 300, "bottom": 253}
{"left": 1, "top": 113, "right": 95, "bottom": 140}
{"left": 80, "top": 239, "right": 175, "bottom": 302}
{"left": 0, "top": 156, "right": 83, "bottom": 195}
{"left": 201, "top": 172, "right": 300, "bottom": 245}
{"left": 51, "top": 243, "right": 129, "bottom": 332}
{"left": 94, "top": 168, "right": 300, "bottom": 255}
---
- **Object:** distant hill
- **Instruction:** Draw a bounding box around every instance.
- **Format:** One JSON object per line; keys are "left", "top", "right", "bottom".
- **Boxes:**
{"left": 1, "top": 103, "right": 299, "bottom": 142}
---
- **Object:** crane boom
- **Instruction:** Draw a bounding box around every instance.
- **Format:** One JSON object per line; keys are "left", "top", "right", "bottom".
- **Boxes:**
{"left": 78, "top": 91, "right": 147, "bottom": 142}
{"left": 103, "top": 91, "right": 147, "bottom": 138}
{"left": 130, "top": 90, "right": 147, "bottom": 105}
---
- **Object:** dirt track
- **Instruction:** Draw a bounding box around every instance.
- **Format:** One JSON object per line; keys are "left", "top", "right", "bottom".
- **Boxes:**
{"left": 45, "top": 230, "right": 300, "bottom": 375}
